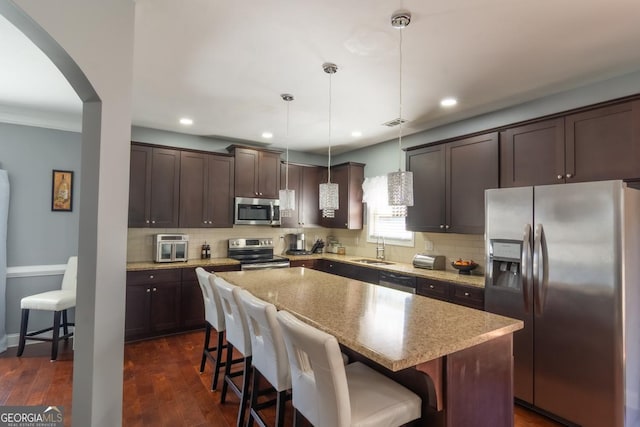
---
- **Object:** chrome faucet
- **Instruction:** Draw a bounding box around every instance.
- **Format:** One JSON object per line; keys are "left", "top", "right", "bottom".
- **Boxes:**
{"left": 376, "top": 236, "right": 385, "bottom": 260}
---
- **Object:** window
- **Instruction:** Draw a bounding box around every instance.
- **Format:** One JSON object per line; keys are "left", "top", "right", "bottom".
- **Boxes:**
{"left": 362, "top": 176, "right": 414, "bottom": 247}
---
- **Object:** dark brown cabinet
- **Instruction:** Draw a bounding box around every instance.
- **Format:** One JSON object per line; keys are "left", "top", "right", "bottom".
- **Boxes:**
{"left": 564, "top": 100, "right": 640, "bottom": 183}
{"left": 416, "top": 277, "right": 484, "bottom": 310}
{"left": 315, "top": 259, "right": 379, "bottom": 284}
{"left": 500, "top": 118, "right": 565, "bottom": 188}
{"left": 128, "top": 144, "right": 181, "bottom": 228}
{"left": 407, "top": 133, "right": 498, "bottom": 234}
{"left": 501, "top": 101, "right": 640, "bottom": 188}
{"left": 280, "top": 163, "right": 321, "bottom": 228}
{"left": 179, "top": 151, "right": 234, "bottom": 228}
{"left": 289, "top": 259, "right": 319, "bottom": 269}
{"left": 228, "top": 145, "right": 282, "bottom": 198}
{"left": 125, "top": 269, "right": 181, "bottom": 340}
{"left": 319, "top": 162, "right": 365, "bottom": 230}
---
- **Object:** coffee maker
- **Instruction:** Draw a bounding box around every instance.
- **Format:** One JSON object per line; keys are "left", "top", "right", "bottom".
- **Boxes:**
{"left": 286, "top": 233, "right": 310, "bottom": 255}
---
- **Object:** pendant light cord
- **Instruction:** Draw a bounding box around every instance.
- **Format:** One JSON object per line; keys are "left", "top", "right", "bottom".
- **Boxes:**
{"left": 285, "top": 98, "right": 290, "bottom": 190}
{"left": 397, "top": 26, "right": 404, "bottom": 172}
{"left": 328, "top": 71, "right": 333, "bottom": 184}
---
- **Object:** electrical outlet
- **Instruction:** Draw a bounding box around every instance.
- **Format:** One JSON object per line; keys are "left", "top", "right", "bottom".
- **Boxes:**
{"left": 424, "top": 240, "right": 434, "bottom": 251}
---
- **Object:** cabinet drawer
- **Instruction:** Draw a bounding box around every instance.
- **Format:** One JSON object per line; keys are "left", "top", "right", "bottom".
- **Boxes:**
{"left": 290, "top": 259, "right": 319, "bottom": 269}
{"left": 416, "top": 278, "right": 449, "bottom": 301}
{"left": 450, "top": 284, "right": 484, "bottom": 309}
{"left": 127, "top": 269, "right": 181, "bottom": 286}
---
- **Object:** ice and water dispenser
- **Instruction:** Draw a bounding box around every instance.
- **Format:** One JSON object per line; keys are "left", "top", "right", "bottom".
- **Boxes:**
{"left": 488, "top": 239, "right": 523, "bottom": 289}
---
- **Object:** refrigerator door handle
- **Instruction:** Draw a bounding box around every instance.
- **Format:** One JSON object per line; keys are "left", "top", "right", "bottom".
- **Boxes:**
{"left": 533, "top": 223, "right": 542, "bottom": 314}
{"left": 521, "top": 224, "right": 532, "bottom": 313}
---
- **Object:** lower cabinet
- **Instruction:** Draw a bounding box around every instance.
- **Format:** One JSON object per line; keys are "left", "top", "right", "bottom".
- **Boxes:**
{"left": 125, "top": 269, "right": 181, "bottom": 341}
{"left": 315, "top": 259, "right": 379, "bottom": 284}
{"left": 289, "top": 259, "right": 319, "bottom": 269}
{"left": 125, "top": 264, "right": 241, "bottom": 341}
{"left": 416, "top": 277, "right": 485, "bottom": 310}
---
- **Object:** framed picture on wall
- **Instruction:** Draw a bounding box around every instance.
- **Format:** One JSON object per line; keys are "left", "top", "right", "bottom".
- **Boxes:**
{"left": 51, "top": 170, "right": 73, "bottom": 212}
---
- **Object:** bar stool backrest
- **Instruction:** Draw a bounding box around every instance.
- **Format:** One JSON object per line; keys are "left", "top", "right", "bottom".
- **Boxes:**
{"left": 61, "top": 256, "right": 77, "bottom": 292}
{"left": 237, "top": 289, "right": 290, "bottom": 392}
{"left": 195, "top": 267, "right": 225, "bottom": 331}
{"left": 276, "top": 310, "right": 350, "bottom": 427}
{"left": 212, "top": 276, "right": 251, "bottom": 357}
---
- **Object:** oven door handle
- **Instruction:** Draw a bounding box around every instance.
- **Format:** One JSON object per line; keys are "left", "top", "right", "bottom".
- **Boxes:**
{"left": 241, "top": 262, "right": 290, "bottom": 270}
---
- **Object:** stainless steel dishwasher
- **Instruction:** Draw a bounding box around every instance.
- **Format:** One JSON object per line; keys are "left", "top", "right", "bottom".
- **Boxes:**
{"left": 378, "top": 271, "right": 416, "bottom": 294}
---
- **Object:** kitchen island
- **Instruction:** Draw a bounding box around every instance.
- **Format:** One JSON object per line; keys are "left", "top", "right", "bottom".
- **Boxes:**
{"left": 217, "top": 267, "right": 523, "bottom": 427}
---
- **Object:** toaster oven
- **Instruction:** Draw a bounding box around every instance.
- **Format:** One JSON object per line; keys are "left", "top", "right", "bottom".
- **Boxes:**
{"left": 154, "top": 234, "right": 189, "bottom": 262}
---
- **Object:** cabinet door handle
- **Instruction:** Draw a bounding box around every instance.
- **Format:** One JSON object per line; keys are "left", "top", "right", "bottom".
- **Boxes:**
{"left": 146, "top": 288, "right": 150, "bottom": 293}
{"left": 464, "top": 292, "right": 470, "bottom": 297}
{"left": 145, "top": 220, "right": 150, "bottom": 224}
{"left": 440, "top": 224, "right": 445, "bottom": 229}
{"left": 149, "top": 275, "right": 154, "bottom": 279}
{"left": 445, "top": 225, "right": 450, "bottom": 229}
{"left": 152, "top": 287, "right": 157, "bottom": 292}
{"left": 565, "top": 173, "right": 573, "bottom": 179}
{"left": 429, "top": 284, "right": 435, "bottom": 289}
{"left": 151, "top": 220, "right": 156, "bottom": 224}
{"left": 557, "top": 174, "right": 563, "bottom": 180}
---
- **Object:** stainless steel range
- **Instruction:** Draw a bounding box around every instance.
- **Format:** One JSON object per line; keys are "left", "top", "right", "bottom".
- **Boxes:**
{"left": 228, "top": 238, "right": 290, "bottom": 270}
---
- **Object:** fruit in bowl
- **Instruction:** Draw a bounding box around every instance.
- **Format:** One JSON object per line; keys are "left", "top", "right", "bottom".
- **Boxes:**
{"left": 451, "top": 259, "right": 478, "bottom": 275}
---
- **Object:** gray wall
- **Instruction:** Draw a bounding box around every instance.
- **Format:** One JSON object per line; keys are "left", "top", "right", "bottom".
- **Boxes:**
{"left": 335, "top": 69, "right": 640, "bottom": 177}
{"left": 0, "top": 122, "right": 81, "bottom": 265}
{"left": 0, "top": 121, "right": 81, "bottom": 335}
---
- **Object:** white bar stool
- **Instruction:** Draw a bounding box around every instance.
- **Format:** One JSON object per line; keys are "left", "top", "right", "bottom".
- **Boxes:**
{"left": 276, "top": 310, "right": 422, "bottom": 427}
{"left": 212, "top": 275, "right": 252, "bottom": 427}
{"left": 17, "top": 255, "right": 77, "bottom": 361}
{"left": 195, "top": 267, "right": 228, "bottom": 390}
{"left": 237, "top": 289, "right": 291, "bottom": 427}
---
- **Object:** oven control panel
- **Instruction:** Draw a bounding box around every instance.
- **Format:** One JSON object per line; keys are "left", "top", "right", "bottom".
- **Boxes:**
{"left": 228, "top": 238, "right": 274, "bottom": 249}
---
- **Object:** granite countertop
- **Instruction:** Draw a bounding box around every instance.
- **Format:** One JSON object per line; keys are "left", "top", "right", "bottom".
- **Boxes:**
{"left": 216, "top": 267, "right": 522, "bottom": 371}
{"left": 285, "top": 253, "right": 486, "bottom": 288}
{"left": 126, "top": 258, "right": 240, "bottom": 271}
{"left": 126, "top": 253, "right": 486, "bottom": 288}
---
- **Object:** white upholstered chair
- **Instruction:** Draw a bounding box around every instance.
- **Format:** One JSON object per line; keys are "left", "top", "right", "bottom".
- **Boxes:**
{"left": 195, "top": 267, "right": 228, "bottom": 390}
{"left": 17, "top": 255, "right": 77, "bottom": 361}
{"left": 211, "top": 275, "right": 253, "bottom": 427}
{"left": 237, "top": 289, "right": 291, "bottom": 427}
{"left": 276, "top": 310, "right": 422, "bottom": 427}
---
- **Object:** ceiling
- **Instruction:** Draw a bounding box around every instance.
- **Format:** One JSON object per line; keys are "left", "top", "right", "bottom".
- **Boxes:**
{"left": 2, "top": 0, "right": 640, "bottom": 154}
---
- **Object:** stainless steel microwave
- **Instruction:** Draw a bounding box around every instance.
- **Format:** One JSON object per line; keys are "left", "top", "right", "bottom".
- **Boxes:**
{"left": 234, "top": 197, "right": 280, "bottom": 226}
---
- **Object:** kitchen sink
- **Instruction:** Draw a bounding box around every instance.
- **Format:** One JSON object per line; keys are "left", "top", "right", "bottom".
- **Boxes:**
{"left": 353, "top": 259, "right": 395, "bottom": 266}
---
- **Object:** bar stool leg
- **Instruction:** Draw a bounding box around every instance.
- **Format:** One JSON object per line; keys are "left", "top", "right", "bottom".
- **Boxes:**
{"left": 200, "top": 323, "right": 211, "bottom": 373}
{"left": 51, "top": 311, "right": 61, "bottom": 361}
{"left": 220, "top": 343, "right": 234, "bottom": 403}
{"left": 275, "top": 390, "right": 287, "bottom": 427}
{"left": 212, "top": 330, "right": 225, "bottom": 391}
{"left": 237, "top": 356, "right": 252, "bottom": 427}
{"left": 16, "top": 309, "right": 29, "bottom": 357}
{"left": 62, "top": 310, "right": 70, "bottom": 341}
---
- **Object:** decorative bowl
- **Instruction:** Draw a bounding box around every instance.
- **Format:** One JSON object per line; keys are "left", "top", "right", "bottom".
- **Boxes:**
{"left": 451, "top": 261, "right": 478, "bottom": 275}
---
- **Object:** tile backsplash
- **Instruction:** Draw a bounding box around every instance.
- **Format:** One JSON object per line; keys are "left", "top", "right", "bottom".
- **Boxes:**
{"left": 127, "top": 226, "right": 486, "bottom": 275}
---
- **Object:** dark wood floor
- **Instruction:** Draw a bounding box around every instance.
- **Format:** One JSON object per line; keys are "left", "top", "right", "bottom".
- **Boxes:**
{"left": 0, "top": 330, "right": 563, "bottom": 426}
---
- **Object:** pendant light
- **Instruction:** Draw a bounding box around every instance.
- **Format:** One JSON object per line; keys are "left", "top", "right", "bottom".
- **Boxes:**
{"left": 387, "top": 11, "right": 414, "bottom": 217}
{"left": 319, "top": 62, "right": 339, "bottom": 218}
{"left": 279, "top": 93, "right": 295, "bottom": 217}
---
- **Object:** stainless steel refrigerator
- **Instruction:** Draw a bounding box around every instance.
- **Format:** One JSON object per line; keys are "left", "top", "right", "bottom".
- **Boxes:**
{"left": 485, "top": 180, "right": 640, "bottom": 427}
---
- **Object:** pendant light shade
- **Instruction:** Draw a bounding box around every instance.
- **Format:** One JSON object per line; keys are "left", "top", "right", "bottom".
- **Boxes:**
{"left": 387, "top": 11, "right": 414, "bottom": 217}
{"left": 279, "top": 93, "right": 296, "bottom": 217}
{"left": 319, "top": 62, "right": 339, "bottom": 218}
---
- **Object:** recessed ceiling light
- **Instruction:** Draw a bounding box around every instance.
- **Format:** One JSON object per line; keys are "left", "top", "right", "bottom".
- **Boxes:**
{"left": 351, "top": 131, "right": 362, "bottom": 137}
{"left": 440, "top": 97, "right": 458, "bottom": 107}
{"left": 262, "top": 132, "right": 273, "bottom": 139}
{"left": 179, "top": 117, "right": 193, "bottom": 125}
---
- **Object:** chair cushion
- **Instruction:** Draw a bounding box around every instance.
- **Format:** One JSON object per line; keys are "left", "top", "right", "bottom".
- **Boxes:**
{"left": 21, "top": 290, "right": 76, "bottom": 311}
{"left": 346, "top": 362, "right": 422, "bottom": 427}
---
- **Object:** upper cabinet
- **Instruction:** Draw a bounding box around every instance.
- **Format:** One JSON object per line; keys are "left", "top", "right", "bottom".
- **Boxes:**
{"left": 319, "top": 162, "right": 365, "bottom": 230}
{"left": 407, "top": 133, "right": 499, "bottom": 234}
{"left": 500, "top": 118, "right": 565, "bottom": 188}
{"left": 228, "top": 145, "right": 282, "bottom": 198}
{"left": 280, "top": 162, "right": 321, "bottom": 228}
{"left": 564, "top": 100, "right": 640, "bottom": 183}
{"left": 179, "top": 151, "right": 234, "bottom": 228}
{"left": 128, "top": 144, "right": 180, "bottom": 228}
{"left": 501, "top": 100, "right": 640, "bottom": 187}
